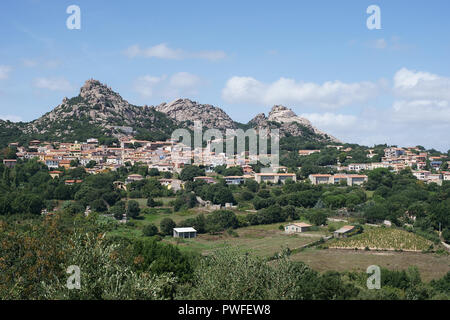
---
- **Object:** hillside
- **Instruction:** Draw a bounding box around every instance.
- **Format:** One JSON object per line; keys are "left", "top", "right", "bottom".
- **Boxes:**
{"left": 0, "top": 79, "right": 340, "bottom": 147}
{"left": 0, "top": 80, "right": 178, "bottom": 145}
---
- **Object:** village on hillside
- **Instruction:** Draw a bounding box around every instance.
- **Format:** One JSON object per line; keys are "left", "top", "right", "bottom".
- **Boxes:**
{"left": 4, "top": 138, "right": 450, "bottom": 187}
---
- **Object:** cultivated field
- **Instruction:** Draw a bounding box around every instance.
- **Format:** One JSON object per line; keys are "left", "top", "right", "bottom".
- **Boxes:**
{"left": 290, "top": 248, "right": 450, "bottom": 282}
{"left": 165, "top": 223, "right": 326, "bottom": 256}
{"left": 328, "top": 227, "right": 434, "bottom": 252}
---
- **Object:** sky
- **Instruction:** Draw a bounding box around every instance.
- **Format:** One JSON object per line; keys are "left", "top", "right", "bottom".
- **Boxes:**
{"left": 0, "top": 0, "right": 449, "bottom": 151}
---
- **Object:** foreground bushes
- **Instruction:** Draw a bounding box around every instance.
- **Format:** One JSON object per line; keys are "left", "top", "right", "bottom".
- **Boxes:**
{"left": 1, "top": 213, "right": 449, "bottom": 300}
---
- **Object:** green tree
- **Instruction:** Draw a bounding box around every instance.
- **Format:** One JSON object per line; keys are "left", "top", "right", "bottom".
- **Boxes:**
{"left": 147, "top": 197, "right": 157, "bottom": 207}
{"left": 142, "top": 224, "right": 158, "bottom": 237}
{"left": 180, "top": 165, "right": 205, "bottom": 181}
{"left": 309, "top": 210, "right": 328, "bottom": 226}
{"left": 160, "top": 218, "right": 176, "bottom": 236}
{"left": 127, "top": 200, "right": 140, "bottom": 219}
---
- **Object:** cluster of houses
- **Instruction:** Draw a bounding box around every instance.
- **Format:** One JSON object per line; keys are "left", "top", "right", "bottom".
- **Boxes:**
{"left": 319, "top": 146, "right": 450, "bottom": 185}
{"left": 4, "top": 139, "right": 449, "bottom": 187}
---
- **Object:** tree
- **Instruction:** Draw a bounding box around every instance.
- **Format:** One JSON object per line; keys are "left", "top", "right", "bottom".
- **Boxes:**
{"left": 127, "top": 200, "right": 140, "bottom": 219}
{"left": 245, "top": 179, "right": 259, "bottom": 193}
{"left": 180, "top": 165, "right": 205, "bottom": 181}
{"left": 142, "top": 224, "right": 158, "bottom": 237}
{"left": 110, "top": 205, "right": 124, "bottom": 220}
{"left": 309, "top": 210, "right": 327, "bottom": 226}
{"left": 148, "top": 168, "right": 160, "bottom": 176}
{"left": 442, "top": 229, "right": 450, "bottom": 243}
{"left": 205, "top": 210, "right": 239, "bottom": 232}
{"left": 85, "top": 160, "right": 96, "bottom": 169}
{"left": 70, "top": 159, "right": 80, "bottom": 167}
{"left": 363, "top": 202, "right": 389, "bottom": 223}
{"left": 241, "top": 190, "right": 254, "bottom": 201}
{"left": 147, "top": 197, "right": 157, "bottom": 207}
{"left": 160, "top": 218, "right": 176, "bottom": 236}
{"left": 90, "top": 199, "right": 107, "bottom": 212}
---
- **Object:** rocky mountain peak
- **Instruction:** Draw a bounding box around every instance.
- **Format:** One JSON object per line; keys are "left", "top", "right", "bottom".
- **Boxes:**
{"left": 248, "top": 105, "right": 340, "bottom": 143}
{"left": 4, "top": 78, "right": 340, "bottom": 144}
{"left": 155, "top": 98, "right": 236, "bottom": 130}
{"left": 78, "top": 79, "right": 124, "bottom": 108}
{"left": 267, "top": 105, "right": 310, "bottom": 126}
{"left": 248, "top": 113, "right": 267, "bottom": 127}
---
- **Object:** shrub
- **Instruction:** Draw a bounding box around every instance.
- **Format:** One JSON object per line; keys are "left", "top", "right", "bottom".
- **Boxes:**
{"left": 241, "top": 191, "right": 254, "bottom": 201}
{"left": 143, "top": 224, "right": 158, "bottom": 237}
{"left": 160, "top": 218, "right": 176, "bottom": 236}
{"left": 442, "top": 229, "right": 450, "bottom": 244}
{"left": 127, "top": 200, "right": 140, "bottom": 219}
{"left": 147, "top": 198, "right": 157, "bottom": 207}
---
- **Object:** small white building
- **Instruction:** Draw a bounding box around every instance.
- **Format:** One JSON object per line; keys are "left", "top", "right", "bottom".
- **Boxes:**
{"left": 285, "top": 222, "right": 312, "bottom": 234}
{"left": 173, "top": 227, "right": 197, "bottom": 238}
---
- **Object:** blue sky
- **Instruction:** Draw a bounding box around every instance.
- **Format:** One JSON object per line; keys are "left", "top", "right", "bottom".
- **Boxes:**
{"left": 1, "top": 0, "right": 450, "bottom": 150}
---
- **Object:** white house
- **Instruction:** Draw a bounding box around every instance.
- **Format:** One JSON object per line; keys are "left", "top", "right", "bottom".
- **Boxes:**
{"left": 173, "top": 227, "right": 197, "bottom": 238}
{"left": 285, "top": 222, "right": 312, "bottom": 234}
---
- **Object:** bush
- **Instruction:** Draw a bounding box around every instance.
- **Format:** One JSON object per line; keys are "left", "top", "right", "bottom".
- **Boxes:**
{"left": 128, "top": 190, "right": 142, "bottom": 199}
{"left": 147, "top": 198, "right": 157, "bottom": 207}
{"left": 442, "top": 229, "right": 450, "bottom": 244}
{"left": 90, "top": 199, "right": 107, "bottom": 212}
{"left": 143, "top": 224, "right": 158, "bottom": 237}
{"left": 241, "top": 191, "right": 254, "bottom": 201}
{"left": 160, "top": 218, "right": 176, "bottom": 236}
{"left": 127, "top": 200, "right": 140, "bottom": 219}
{"left": 309, "top": 210, "right": 328, "bottom": 226}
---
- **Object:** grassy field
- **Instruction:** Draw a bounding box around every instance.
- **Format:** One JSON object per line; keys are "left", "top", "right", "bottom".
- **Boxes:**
{"left": 105, "top": 198, "right": 449, "bottom": 282}
{"left": 164, "top": 222, "right": 327, "bottom": 256}
{"left": 108, "top": 207, "right": 202, "bottom": 240}
{"left": 290, "top": 248, "right": 450, "bottom": 282}
{"left": 328, "top": 227, "right": 434, "bottom": 251}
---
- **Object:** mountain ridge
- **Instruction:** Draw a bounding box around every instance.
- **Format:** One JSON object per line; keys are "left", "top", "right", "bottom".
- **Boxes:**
{"left": 0, "top": 79, "right": 340, "bottom": 146}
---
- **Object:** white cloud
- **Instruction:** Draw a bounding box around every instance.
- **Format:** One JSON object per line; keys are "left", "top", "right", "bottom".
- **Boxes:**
{"left": 134, "top": 75, "right": 165, "bottom": 98}
{"left": 0, "top": 65, "right": 12, "bottom": 80}
{"left": 300, "top": 112, "right": 358, "bottom": 129}
{"left": 388, "top": 68, "right": 450, "bottom": 127}
{"left": 0, "top": 114, "right": 22, "bottom": 122}
{"left": 221, "top": 68, "right": 450, "bottom": 150}
{"left": 33, "top": 77, "right": 73, "bottom": 91}
{"left": 222, "top": 76, "right": 379, "bottom": 109}
{"left": 124, "top": 43, "right": 226, "bottom": 61}
{"left": 22, "top": 59, "right": 38, "bottom": 67}
{"left": 366, "top": 36, "right": 410, "bottom": 51}
{"left": 169, "top": 72, "right": 201, "bottom": 89}
{"left": 393, "top": 68, "right": 450, "bottom": 100}
{"left": 370, "top": 38, "right": 387, "bottom": 49}
{"left": 392, "top": 100, "right": 450, "bottom": 123}
{"left": 134, "top": 72, "right": 202, "bottom": 99}
{"left": 22, "top": 59, "right": 61, "bottom": 68}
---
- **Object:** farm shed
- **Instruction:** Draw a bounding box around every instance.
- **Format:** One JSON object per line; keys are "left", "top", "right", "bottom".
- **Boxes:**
{"left": 333, "top": 225, "right": 355, "bottom": 238}
{"left": 285, "top": 222, "right": 312, "bottom": 234}
{"left": 173, "top": 227, "right": 197, "bottom": 239}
